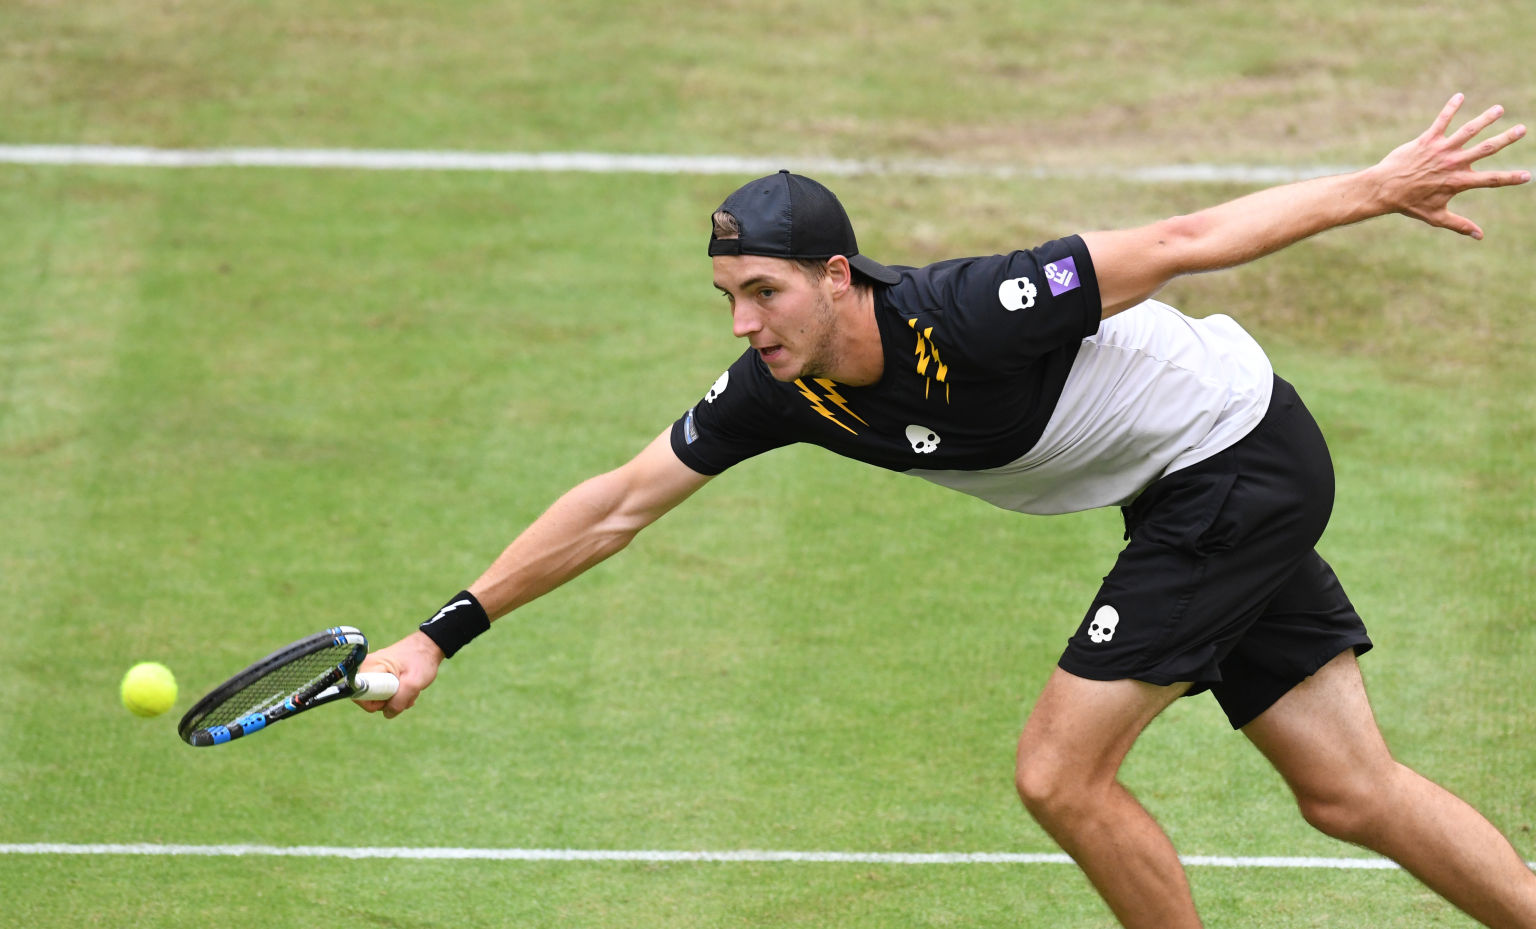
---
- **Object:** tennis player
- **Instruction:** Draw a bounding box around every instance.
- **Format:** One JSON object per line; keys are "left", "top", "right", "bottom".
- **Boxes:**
{"left": 361, "top": 95, "right": 1534, "bottom": 929}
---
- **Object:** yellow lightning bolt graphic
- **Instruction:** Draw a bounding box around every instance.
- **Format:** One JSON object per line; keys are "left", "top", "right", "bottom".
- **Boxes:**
{"left": 908, "top": 319, "right": 951, "bottom": 402}
{"left": 813, "top": 378, "right": 869, "bottom": 427}
{"left": 794, "top": 378, "right": 865, "bottom": 434}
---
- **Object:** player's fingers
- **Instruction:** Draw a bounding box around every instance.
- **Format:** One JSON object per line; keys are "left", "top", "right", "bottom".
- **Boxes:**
{"left": 1468, "top": 167, "right": 1533, "bottom": 190}
{"left": 381, "top": 690, "right": 418, "bottom": 719}
{"left": 1433, "top": 210, "right": 1484, "bottom": 240}
{"left": 1463, "top": 124, "right": 1528, "bottom": 165}
{"left": 1448, "top": 104, "right": 1506, "bottom": 147}
{"left": 1427, "top": 93, "right": 1465, "bottom": 138}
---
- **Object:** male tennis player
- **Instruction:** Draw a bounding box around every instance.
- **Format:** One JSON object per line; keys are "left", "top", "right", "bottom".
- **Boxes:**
{"left": 361, "top": 95, "right": 1535, "bottom": 929}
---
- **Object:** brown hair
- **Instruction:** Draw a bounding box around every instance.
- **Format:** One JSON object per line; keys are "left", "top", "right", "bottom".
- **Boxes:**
{"left": 711, "top": 209, "right": 741, "bottom": 239}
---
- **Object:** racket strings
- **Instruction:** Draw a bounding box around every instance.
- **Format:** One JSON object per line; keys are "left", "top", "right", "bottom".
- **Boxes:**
{"left": 197, "top": 644, "right": 355, "bottom": 728}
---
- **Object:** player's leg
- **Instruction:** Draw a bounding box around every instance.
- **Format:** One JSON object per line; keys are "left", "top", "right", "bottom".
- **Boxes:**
{"left": 1244, "top": 649, "right": 1536, "bottom": 929}
{"left": 1022, "top": 375, "right": 1337, "bottom": 928}
{"left": 1015, "top": 668, "right": 1200, "bottom": 929}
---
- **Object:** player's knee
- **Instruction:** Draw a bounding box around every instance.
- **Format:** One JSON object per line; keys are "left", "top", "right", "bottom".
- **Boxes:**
{"left": 1013, "top": 759, "right": 1051, "bottom": 815}
{"left": 1293, "top": 781, "right": 1379, "bottom": 843}
{"left": 1015, "top": 751, "right": 1089, "bottom": 821}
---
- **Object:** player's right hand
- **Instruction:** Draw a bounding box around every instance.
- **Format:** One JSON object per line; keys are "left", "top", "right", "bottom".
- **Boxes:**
{"left": 357, "top": 631, "right": 445, "bottom": 719}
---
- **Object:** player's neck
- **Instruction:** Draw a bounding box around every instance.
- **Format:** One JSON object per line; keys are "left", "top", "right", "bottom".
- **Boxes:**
{"left": 827, "top": 288, "right": 884, "bottom": 387}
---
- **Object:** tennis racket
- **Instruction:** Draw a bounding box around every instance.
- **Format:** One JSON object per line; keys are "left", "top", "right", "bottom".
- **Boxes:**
{"left": 178, "top": 626, "right": 398, "bottom": 747}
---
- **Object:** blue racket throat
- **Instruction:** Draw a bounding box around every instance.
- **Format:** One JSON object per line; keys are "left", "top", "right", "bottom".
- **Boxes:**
{"left": 234, "top": 712, "right": 269, "bottom": 734}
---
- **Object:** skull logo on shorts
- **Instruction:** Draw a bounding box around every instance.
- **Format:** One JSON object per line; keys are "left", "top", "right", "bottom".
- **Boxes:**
{"left": 1088, "top": 605, "right": 1120, "bottom": 644}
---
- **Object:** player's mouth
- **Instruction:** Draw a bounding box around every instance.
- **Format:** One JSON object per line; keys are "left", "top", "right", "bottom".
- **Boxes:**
{"left": 757, "top": 344, "right": 785, "bottom": 363}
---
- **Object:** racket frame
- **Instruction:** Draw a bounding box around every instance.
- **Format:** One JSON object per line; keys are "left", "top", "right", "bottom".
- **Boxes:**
{"left": 178, "top": 626, "right": 385, "bottom": 747}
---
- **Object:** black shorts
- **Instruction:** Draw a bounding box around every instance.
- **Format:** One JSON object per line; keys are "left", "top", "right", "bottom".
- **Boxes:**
{"left": 1058, "top": 376, "right": 1372, "bottom": 729}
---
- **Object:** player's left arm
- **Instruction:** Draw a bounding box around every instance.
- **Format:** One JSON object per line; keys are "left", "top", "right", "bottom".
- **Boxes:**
{"left": 1081, "top": 94, "right": 1530, "bottom": 317}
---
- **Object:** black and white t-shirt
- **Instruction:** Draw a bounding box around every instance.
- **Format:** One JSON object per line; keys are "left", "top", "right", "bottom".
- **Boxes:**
{"left": 670, "top": 235, "right": 1273, "bottom": 515}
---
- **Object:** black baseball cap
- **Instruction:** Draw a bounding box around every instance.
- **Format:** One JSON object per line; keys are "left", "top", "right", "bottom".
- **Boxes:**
{"left": 707, "top": 170, "right": 902, "bottom": 286}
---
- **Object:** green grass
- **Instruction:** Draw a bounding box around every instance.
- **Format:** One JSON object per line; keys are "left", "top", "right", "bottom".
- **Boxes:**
{"left": 5, "top": 0, "right": 1535, "bottom": 165}
{"left": 2, "top": 2, "right": 1534, "bottom": 927}
{"left": 0, "top": 855, "right": 1489, "bottom": 929}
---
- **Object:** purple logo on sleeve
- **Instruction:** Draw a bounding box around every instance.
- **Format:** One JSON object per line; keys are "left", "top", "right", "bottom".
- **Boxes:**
{"left": 1043, "top": 257, "right": 1080, "bottom": 297}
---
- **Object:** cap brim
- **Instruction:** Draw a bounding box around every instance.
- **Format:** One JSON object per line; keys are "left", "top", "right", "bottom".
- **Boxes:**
{"left": 849, "top": 253, "right": 902, "bottom": 286}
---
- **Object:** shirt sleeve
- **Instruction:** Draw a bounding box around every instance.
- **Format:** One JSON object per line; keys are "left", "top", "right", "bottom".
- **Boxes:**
{"left": 668, "top": 350, "right": 793, "bottom": 476}
{"left": 897, "top": 235, "right": 1101, "bottom": 369}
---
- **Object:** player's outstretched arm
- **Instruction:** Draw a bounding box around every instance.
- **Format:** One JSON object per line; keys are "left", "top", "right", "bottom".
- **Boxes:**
{"left": 358, "top": 428, "right": 713, "bottom": 718}
{"left": 1081, "top": 94, "right": 1530, "bottom": 316}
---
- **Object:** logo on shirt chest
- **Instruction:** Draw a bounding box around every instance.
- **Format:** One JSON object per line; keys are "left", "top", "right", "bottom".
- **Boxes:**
{"left": 793, "top": 378, "right": 868, "bottom": 435}
{"left": 908, "top": 319, "right": 950, "bottom": 402}
{"left": 792, "top": 379, "right": 947, "bottom": 458}
{"left": 904, "top": 425, "right": 941, "bottom": 454}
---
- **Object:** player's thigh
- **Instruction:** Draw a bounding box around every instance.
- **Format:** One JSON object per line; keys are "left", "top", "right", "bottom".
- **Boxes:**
{"left": 1017, "top": 667, "right": 1191, "bottom": 794}
{"left": 1241, "top": 649, "right": 1395, "bottom": 798}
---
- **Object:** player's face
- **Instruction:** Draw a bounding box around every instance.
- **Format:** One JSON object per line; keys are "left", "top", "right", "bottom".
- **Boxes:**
{"left": 712, "top": 255, "right": 840, "bottom": 382}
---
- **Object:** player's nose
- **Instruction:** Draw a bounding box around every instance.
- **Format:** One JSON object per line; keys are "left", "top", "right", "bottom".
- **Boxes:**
{"left": 731, "top": 304, "right": 761, "bottom": 339}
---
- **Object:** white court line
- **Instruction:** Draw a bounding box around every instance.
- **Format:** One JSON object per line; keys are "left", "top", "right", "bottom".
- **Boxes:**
{"left": 0, "top": 143, "right": 1361, "bottom": 184}
{"left": 0, "top": 843, "right": 1434, "bottom": 869}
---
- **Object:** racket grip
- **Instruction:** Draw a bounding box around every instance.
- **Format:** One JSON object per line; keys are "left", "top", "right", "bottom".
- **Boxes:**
{"left": 352, "top": 671, "right": 400, "bottom": 700}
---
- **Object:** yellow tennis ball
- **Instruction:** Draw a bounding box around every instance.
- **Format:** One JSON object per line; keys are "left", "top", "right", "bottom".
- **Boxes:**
{"left": 121, "top": 662, "right": 177, "bottom": 718}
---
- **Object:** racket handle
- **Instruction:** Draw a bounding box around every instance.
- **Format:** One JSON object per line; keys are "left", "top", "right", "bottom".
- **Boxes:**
{"left": 352, "top": 671, "right": 400, "bottom": 700}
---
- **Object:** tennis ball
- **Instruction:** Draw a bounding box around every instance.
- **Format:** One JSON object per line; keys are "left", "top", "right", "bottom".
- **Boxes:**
{"left": 120, "top": 662, "right": 178, "bottom": 718}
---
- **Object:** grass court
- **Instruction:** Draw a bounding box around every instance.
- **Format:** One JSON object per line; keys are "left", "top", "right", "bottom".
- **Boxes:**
{"left": 1, "top": 2, "right": 1532, "bottom": 926}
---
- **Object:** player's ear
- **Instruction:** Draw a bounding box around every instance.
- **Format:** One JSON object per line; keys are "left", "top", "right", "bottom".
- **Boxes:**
{"left": 825, "top": 254, "right": 853, "bottom": 294}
